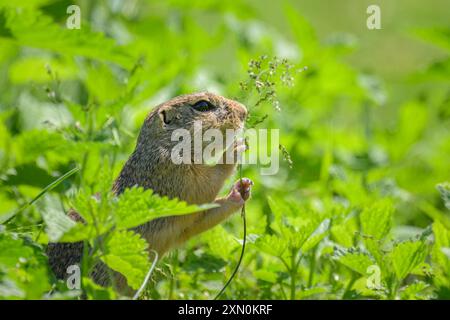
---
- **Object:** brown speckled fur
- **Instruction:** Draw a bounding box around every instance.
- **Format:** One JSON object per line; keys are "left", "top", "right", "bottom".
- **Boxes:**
{"left": 47, "top": 92, "right": 249, "bottom": 294}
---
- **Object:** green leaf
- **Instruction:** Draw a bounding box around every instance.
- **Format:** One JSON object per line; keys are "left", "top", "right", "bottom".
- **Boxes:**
{"left": 202, "top": 225, "right": 239, "bottom": 258}
{"left": 2, "top": 8, "right": 134, "bottom": 68}
{"left": 437, "top": 183, "right": 450, "bottom": 210}
{"left": 412, "top": 28, "right": 450, "bottom": 52}
{"left": 360, "top": 200, "right": 394, "bottom": 266}
{"left": 38, "top": 196, "right": 76, "bottom": 242}
{"left": 0, "top": 233, "right": 51, "bottom": 298}
{"left": 58, "top": 224, "right": 105, "bottom": 243}
{"left": 101, "top": 230, "right": 150, "bottom": 290}
{"left": 335, "top": 248, "right": 375, "bottom": 275}
{"left": 114, "top": 187, "right": 217, "bottom": 230}
{"left": 254, "top": 234, "right": 288, "bottom": 258}
{"left": 331, "top": 216, "right": 358, "bottom": 247}
{"left": 301, "top": 218, "right": 330, "bottom": 252}
{"left": 82, "top": 277, "right": 117, "bottom": 300}
{"left": 432, "top": 222, "right": 450, "bottom": 273}
{"left": 360, "top": 201, "right": 393, "bottom": 240}
{"left": 390, "top": 240, "right": 428, "bottom": 281}
{"left": 253, "top": 269, "right": 278, "bottom": 283}
{"left": 283, "top": 3, "right": 317, "bottom": 56}
{"left": 400, "top": 281, "right": 430, "bottom": 300}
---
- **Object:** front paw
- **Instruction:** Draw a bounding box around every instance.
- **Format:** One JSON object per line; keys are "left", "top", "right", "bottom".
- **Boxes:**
{"left": 227, "top": 177, "right": 253, "bottom": 205}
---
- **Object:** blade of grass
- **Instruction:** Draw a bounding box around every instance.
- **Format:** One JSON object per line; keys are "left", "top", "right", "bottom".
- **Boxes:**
{"left": 2, "top": 166, "right": 80, "bottom": 225}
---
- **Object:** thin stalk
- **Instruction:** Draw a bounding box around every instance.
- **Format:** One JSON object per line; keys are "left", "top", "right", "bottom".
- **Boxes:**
{"left": 289, "top": 249, "right": 297, "bottom": 300}
{"left": 167, "top": 250, "right": 179, "bottom": 300}
{"left": 4, "top": 166, "right": 80, "bottom": 225}
{"left": 214, "top": 164, "right": 247, "bottom": 300}
{"left": 307, "top": 247, "right": 317, "bottom": 288}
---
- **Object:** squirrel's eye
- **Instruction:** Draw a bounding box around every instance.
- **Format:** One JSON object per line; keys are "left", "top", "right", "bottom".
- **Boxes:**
{"left": 192, "top": 100, "right": 215, "bottom": 112}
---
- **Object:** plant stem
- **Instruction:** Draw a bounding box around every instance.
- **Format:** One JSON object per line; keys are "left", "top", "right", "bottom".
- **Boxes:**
{"left": 289, "top": 249, "right": 297, "bottom": 300}
{"left": 168, "top": 250, "right": 178, "bottom": 300}
{"left": 307, "top": 247, "right": 317, "bottom": 288}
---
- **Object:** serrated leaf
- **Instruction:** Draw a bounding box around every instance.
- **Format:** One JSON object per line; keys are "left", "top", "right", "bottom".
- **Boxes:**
{"left": 391, "top": 240, "right": 428, "bottom": 281}
{"left": 437, "top": 183, "right": 450, "bottom": 210}
{"left": 114, "top": 187, "right": 218, "bottom": 230}
{"left": 3, "top": 8, "right": 134, "bottom": 68}
{"left": 335, "top": 248, "right": 375, "bottom": 275}
{"left": 431, "top": 221, "right": 450, "bottom": 271}
{"left": 254, "top": 234, "right": 288, "bottom": 258}
{"left": 253, "top": 269, "right": 278, "bottom": 283}
{"left": 38, "top": 196, "right": 76, "bottom": 242}
{"left": 202, "top": 225, "right": 239, "bottom": 258}
{"left": 361, "top": 201, "right": 393, "bottom": 240}
{"left": 82, "top": 277, "right": 117, "bottom": 300}
{"left": 0, "top": 233, "right": 35, "bottom": 268}
{"left": 400, "top": 281, "right": 430, "bottom": 300}
{"left": 0, "top": 233, "right": 51, "bottom": 298}
{"left": 302, "top": 218, "right": 330, "bottom": 252}
{"left": 284, "top": 222, "right": 315, "bottom": 251}
{"left": 331, "top": 217, "right": 357, "bottom": 247}
{"left": 101, "top": 230, "right": 150, "bottom": 290}
{"left": 58, "top": 223, "right": 107, "bottom": 243}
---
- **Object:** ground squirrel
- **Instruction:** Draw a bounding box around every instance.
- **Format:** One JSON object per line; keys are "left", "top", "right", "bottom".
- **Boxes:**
{"left": 47, "top": 92, "right": 253, "bottom": 292}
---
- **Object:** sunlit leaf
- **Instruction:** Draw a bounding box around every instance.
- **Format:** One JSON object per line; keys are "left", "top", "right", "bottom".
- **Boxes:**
{"left": 101, "top": 230, "right": 150, "bottom": 290}
{"left": 390, "top": 240, "right": 428, "bottom": 281}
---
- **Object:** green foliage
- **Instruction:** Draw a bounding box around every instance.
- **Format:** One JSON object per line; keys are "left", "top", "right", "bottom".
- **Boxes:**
{"left": 101, "top": 230, "right": 150, "bottom": 290}
{"left": 0, "top": 0, "right": 449, "bottom": 300}
{"left": 335, "top": 248, "right": 375, "bottom": 275}
{"left": 0, "top": 233, "right": 51, "bottom": 298}
{"left": 437, "top": 183, "right": 450, "bottom": 210}
{"left": 390, "top": 240, "right": 428, "bottom": 281}
{"left": 114, "top": 188, "right": 218, "bottom": 230}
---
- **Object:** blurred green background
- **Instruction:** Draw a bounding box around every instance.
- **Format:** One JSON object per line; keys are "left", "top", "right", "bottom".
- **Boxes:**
{"left": 0, "top": 0, "right": 449, "bottom": 299}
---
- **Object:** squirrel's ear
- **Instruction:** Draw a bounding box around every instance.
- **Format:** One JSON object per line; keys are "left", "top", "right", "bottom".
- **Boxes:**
{"left": 158, "top": 106, "right": 174, "bottom": 127}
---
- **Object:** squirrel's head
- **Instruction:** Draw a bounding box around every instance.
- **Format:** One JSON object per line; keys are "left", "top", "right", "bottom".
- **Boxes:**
{"left": 139, "top": 92, "right": 247, "bottom": 149}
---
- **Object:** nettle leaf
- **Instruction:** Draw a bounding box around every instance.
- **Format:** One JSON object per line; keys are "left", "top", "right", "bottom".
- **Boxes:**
{"left": 53, "top": 187, "right": 215, "bottom": 242}
{"left": 361, "top": 201, "right": 393, "bottom": 240}
{"left": 38, "top": 196, "right": 76, "bottom": 242}
{"left": 101, "top": 230, "right": 150, "bottom": 290}
{"left": 390, "top": 240, "right": 428, "bottom": 281}
{"left": 0, "top": 233, "right": 35, "bottom": 268}
{"left": 0, "top": 233, "right": 51, "bottom": 299}
{"left": 331, "top": 216, "right": 358, "bottom": 247}
{"left": 437, "top": 183, "right": 450, "bottom": 210}
{"left": 71, "top": 190, "right": 114, "bottom": 226}
{"left": 432, "top": 222, "right": 450, "bottom": 272}
{"left": 400, "top": 281, "right": 430, "bottom": 300}
{"left": 267, "top": 196, "right": 297, "bottom": 233}
{"left": 302, "top": 218, "right": 331, "bottom": 252}
{"left": 82, "top": 277, "right": 117, "bottom": 300}
{"left": 253, "top": 269, "right": 278, "bottom": 283}
{"left": 114, "top": 187, "right": 217, "bottom": 230}
{"left": 283, "top": 222, "right": 316, "bottom": 251}
{"left": 183, "top": 252, "right": 227, "bottom": 273}
{"left": 202, "top": 225, "right": 240, "bottom": 258}
{"left": 3, "top": 8, "right": 134, "bottom": 68}
{"left": 334, "top": 247, "right": 376, "bottom": 275}
{"left": 254, "top": 234, "right": 288, "bottom": 258}
{"left": 58, "top": 224, "right": 107, "bottom": 243}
